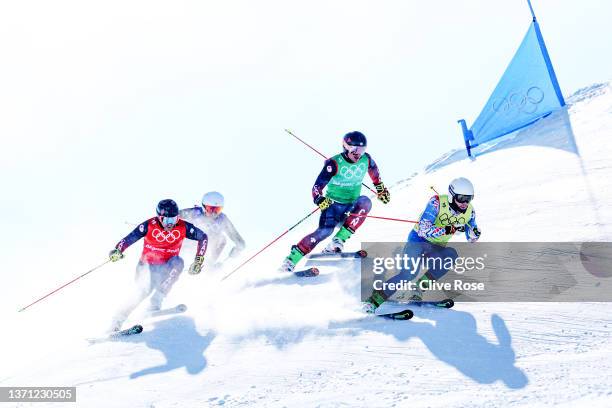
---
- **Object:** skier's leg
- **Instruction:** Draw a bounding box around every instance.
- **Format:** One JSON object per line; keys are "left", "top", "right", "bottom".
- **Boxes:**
{"left": 326, "top": 196, "right": 372, "bottom": 251}
{"left": 395, "top": 238, "right": 458, "bottom": 299}
{"left": 149, "top": 256, "right": 185, "bottom": 311}
{"left": 381, "top": 236, "right": 432, "bottom": 298}
{"left": 108, "top": 261, "right": 154, "bottom": 331}
{"left": 364, "top": 230, "right": 428, "bottom": 306}
{"left": 297, "top": 201, "right": 351, "bottom": 254}
{"left": 423, "top": 245, "right": 458, "bottom": 280}
{"left": 280, "top": 227, "right": 334, "bottom": 272}
{"left": 206, "top": 235, "right": 227, "bottom": 270}
{"left": 342, "top": 195, "right": 372, "bottom": 235}
{"left": 280, "top": 204, "right": 343, "bottom": 271}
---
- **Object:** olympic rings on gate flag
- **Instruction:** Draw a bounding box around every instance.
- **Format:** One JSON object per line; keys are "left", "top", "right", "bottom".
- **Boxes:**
{"left": 152, "top": 228, "right": 182, "bottom": 243}
{"left": 491, "top": 86, "right": 545, "bottom": 116}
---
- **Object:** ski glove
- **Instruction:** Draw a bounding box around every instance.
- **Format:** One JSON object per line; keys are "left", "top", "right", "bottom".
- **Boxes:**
{"left": 468, "top": 227, "right": 481, "bottom": 242}
{"left": 374, "top": 182, "right": 391, "bottom": 204}
{"left": 109, "top": 248, "right": 124, "bottom": 262}
{"left": 188, "top": 256, "right": 205, "bottom": 275}
{"left": 315, "top": 196, "right": 333, "bottom": 211}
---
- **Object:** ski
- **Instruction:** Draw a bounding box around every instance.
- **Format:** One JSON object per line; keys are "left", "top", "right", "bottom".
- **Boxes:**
{"left": 406, "top": 298, "right": 454, "bottom": 309}
{"left": 378, "top": 309, "right": 414, "bottom": 320}
{"left": 372, "top": 299, "right": 453, "bottom": 319}
{"left": 362, "top": 302, "right": 414, "bottom": 320}
{"left": 87, "top": 324, "right": 143, "bottom": 344}
{"left": 308, "top": 250, "right": 367, "bottom": 260}
{"left": 110, "top": 324, "right": 144, "bottom": 338}
{"left": 145, "top": 304, "right": 187, "bottom": 318}
{"left": 294, "top": 267, "right": 320, "bottom": 277}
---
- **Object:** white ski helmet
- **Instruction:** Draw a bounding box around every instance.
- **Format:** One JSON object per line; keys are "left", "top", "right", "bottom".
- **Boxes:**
{"left": 202, "top": 191, "right": 224, "bottom": 207}
{"left": 448, "top": 177, "right": 474, "bottom": 203}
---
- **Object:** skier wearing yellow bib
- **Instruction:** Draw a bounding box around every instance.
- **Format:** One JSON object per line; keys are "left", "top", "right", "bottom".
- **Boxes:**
{"left": 363, "top": 177, "right": 481, "bottom": 310}
{"left": 279, "top": 131, "right": 391, "bottom": 273}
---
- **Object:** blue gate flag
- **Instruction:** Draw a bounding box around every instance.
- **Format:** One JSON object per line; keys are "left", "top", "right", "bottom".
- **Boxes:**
{"left": 458, "top": 16, "right": 565, "bottom": 157}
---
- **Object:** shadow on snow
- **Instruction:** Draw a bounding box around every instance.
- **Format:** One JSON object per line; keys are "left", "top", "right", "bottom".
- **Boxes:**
{"left": 331, "top": 307, "right": 528, "bottom": 389}
{"left": 128, "top": 316, "right": 214, "bottom": 379}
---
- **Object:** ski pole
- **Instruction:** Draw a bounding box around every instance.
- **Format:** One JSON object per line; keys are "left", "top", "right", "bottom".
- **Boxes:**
{"left": 284, "top": 128, "right": 328, "bottom": 160}
{"left": 220, "top": 207, "right": 320, "bottom": 281}
{"left": 348, "top": 213, "right": 418, "bottom": 224}
{"left": 18, "top": 259, "right": 111, "bottom": 312}
{"left": 284, "top": 129, "right": 378, "bottom": 195}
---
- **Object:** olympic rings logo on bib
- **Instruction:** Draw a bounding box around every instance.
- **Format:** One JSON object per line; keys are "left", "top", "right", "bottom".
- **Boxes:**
{"left": 339, "top": 163, "right": 366, "bottom": 180}
{"left": 438, "top": 213, "right": 466, "bottom": 226}
{"left": 152, "top": 228, "right": 181, "bottom": 243}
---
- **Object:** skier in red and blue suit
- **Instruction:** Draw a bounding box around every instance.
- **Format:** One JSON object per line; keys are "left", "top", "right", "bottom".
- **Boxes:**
{"left": 107, "top": 199, "right": 208, "bottom": 332}
{"left": 280, "top": 131, "right": 391, "bottom": 273}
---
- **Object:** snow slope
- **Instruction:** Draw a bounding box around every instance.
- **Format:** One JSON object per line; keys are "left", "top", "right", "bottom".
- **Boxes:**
{"left": 2, "top": 82, "right": 612, "bottom": 407}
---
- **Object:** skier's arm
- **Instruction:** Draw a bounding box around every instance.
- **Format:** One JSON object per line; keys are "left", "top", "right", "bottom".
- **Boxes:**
{"left": 312, "top": 158, "right": 338, "bottom": 203}
{"left": 185, "top": 222, "right": 208, "bottom": 257}
{"left": 222, "top": 215, "right": 246, "bottom": 257}
{"left": 115, "top": 221, "right": 149, "bottom": 253}
{"left": 416, "top": 196, "right": 448, "bottom": 240}
{"left": 365, "top": 153, "right": 382, "bottom": 185}
{"left": 184, "top": 222, "right": 207, "bottom": 274}
{"left": 464, "top": 207, "right": 481, "bottom": 242}
{"left": 365, "top": 154, "right": 390, "bottom": 203}
{"left": 179, "top": 206, "right": 201, "bottom": 223}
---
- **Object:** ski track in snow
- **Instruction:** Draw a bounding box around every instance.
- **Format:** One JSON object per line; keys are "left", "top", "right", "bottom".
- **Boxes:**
{"left": 2, "top": 82, "right": 612, "bottom": 407}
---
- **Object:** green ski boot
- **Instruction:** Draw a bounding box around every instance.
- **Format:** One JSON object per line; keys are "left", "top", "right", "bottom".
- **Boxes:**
{"left": 323, "top": 226, "right": 354, "bottom": 254}
{"left": 362, "top": 289, "right": 388, "bottom": 314}
{"left": 279, "top": 245, "right": 305, "bottom": 273}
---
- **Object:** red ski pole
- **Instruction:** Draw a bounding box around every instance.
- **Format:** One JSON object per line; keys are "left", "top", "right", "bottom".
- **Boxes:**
{"left": 220, "top": 207, "right": 320, "bottom": 281}
{"left": 284, "top": 129, "right": 378, "bottom": 196}
{"left": 349, "top": 213, "right": 419, "bottom": 224}
{"left": 18, "top": 259, "right": 110, "bottom": 312}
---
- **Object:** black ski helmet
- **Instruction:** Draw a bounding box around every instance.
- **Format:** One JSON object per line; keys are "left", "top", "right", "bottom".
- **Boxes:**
{"left": 156, "top": 199, "right": 179, "bottom": 217}
{"left": 343, "top": 131, "right": 367, "bottom": 148}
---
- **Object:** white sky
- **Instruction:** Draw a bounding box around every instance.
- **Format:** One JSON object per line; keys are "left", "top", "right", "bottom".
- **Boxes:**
{"left": 1, "top": 1, "right": 611, "bottom": 303}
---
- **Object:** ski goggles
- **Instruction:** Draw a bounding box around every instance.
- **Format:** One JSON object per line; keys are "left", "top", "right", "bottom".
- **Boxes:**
{"left": 454, "top": 194, "right": 473, "bottom": 204}
{"left": 203, "top": 205, "right": 223, "bottom": 216}
{"left": 159, "top": 215, "right": 179, "bottom": 228}
{"left": 343, "top": 141, "right": 366, "bottom": 156}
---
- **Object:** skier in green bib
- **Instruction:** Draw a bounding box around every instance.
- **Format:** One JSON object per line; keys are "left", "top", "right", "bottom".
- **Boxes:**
{"left": 279, "top": 131, "right": 391, "bottom": 273}
{"left": 363, "top": 177, "right": 481, "bottom": 311}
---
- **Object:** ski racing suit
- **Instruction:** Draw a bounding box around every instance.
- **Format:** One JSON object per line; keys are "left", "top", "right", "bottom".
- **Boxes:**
{"left": 382, "top": 194, "right": 480, "bottom": 299}
{"left": 180, "top": 206, "right": 246, "bottom": 268}
{"left": 296, "top": 152, "right": 381, "bottom": 255}
{"left": 111, "top": 217, "right": 207, "bottom": 325}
